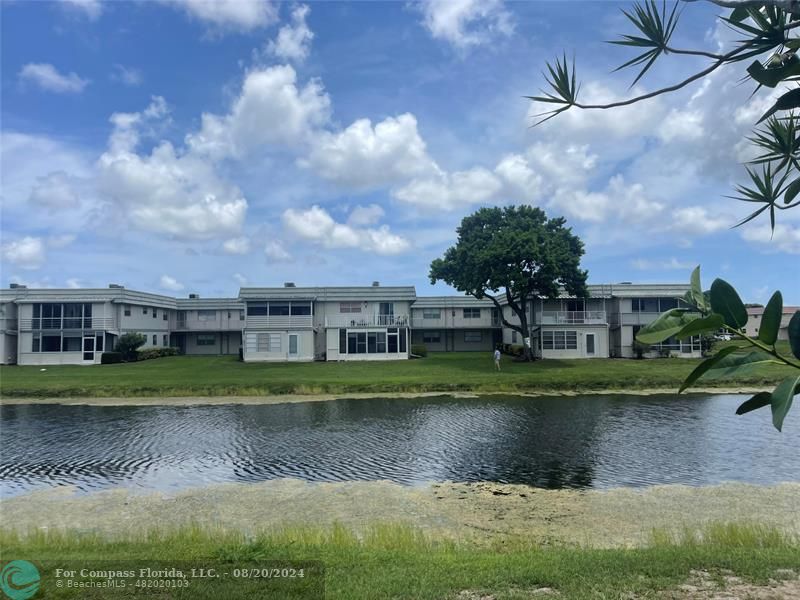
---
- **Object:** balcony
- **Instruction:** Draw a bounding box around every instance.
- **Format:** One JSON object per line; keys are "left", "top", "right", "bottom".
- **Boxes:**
{"left": 245, "top": 315, "right": 313, "bottom": 329}
{"left": 325, "top": 314, "right": 409, "bottom": 328}
{"left": 536, "top": 311, "right": 607, "bottom": 325}
{"left": 19, "top": 317, "right": 117, "bottom": 331}
{"left": 608, "top": 312, "right": 661, "bottom": 327}
{"left": 173, "top": 318, "right": 245, "bottom": 331}
{"left": 410, "top": 317, "right": 502, "bottom": 328}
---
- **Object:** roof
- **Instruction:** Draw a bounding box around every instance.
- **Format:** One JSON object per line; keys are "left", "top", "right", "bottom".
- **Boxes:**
{"left": 4, "top": 287, "right": 178, "bottom": 309}
{"left": 747, "top": 305, "right": 800, "bottom": 316}
{"left": 176, "top": 298, "right": 243, "bottom": 310}
{"left": 412, "top": 296, "right": 496, "bottom": 308}
{"left": 239, "top": 286, "right": 417, "bottom": 302}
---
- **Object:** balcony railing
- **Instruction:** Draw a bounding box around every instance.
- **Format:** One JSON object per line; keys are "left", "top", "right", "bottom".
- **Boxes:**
{"left": 19, "top": 317, "right": 117, "bottom": 331}
{"left": 608, "top": 312, "right": 661, "bottom": 326}
{"left": 410, "top": 317, "right": 502, "bottom": 328}
{"left": 173, "top": 319, "right": 245, "bottom": 331}
{"left": 536, "top": 311, "right": 607, "bottom": 325}
{"left": 325, "top": 314, "right": 409, "bottom": 328}
{"left": 245, "top": 315, "right": 313, "bottom": 329}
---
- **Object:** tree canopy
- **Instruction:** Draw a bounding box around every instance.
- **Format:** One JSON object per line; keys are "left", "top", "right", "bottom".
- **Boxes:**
{"left": 430, "top": 206, "right": 588, "bottom": 360}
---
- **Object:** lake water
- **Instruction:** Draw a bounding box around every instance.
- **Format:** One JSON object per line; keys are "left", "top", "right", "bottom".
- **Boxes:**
{"left": 1, "top": 394, "right": 798, "bottom": 497}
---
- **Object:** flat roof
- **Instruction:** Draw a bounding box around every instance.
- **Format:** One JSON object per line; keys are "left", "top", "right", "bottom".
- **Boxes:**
{"left": 239, "top": 286, "right": 417, "bottom": 301}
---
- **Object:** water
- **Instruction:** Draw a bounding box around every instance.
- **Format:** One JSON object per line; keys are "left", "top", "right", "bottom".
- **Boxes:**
{"left": 1, "top": 394, "right": 797, "bottom": 497}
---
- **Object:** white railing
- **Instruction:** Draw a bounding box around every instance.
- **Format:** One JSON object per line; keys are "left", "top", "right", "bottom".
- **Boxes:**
{"left": 245, "top": 315, "right": 313, "bottom": 329}
{"left": 410, "top": 317, "right": 502, "bottom": 328}
{"left": 173, "top": 319, "right": 244, "bottom": 331}
{"left": 608, "top": 312, "right": 661, "bottom": 326}
{"left": 325, "top": 314, "right": 409, "bottom": 328}
{"left": 536, "top": 311, "right": 607, "bottom": 325}
{"left": 19, "top": 317, "right": 117, "bottom": 331}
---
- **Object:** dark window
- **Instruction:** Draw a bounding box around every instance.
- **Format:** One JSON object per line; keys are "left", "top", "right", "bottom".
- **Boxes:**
{"left": 32, "top": 334, "right": 40, "bottom": 352}
{"left": 367, "top": 332, "right": 377, "bottom": 353}
{"left": 376, "top": 332, "right": 386, "bottom": 353}
{"left": 339, "top": 329, "right": 347, "bottom": 354}
{"left": 152, "top": 335, "right": 157, "bottom": 345}
{"left": 62, "top": 336, "right": 81, "bottom": 352}
{"left": 248, "top": 303, "right": 268, "bottom": 316}
{"left": 163, "top": 334, "right": 168, "bottom": 346}
{"left": 400, "top": 329, "right": 407, "bottom": 353}
{"left": 153, "top": 309, "right": 158, "bottom": 319}
{"left": 291, "top": 303, "right": 312, "bottom": 316}
{"left": 239, "top": 311, "right": 245, "bottom": 320}
{"left": 268, "top": 304, "right": 290, "bottom": 316}
{"left": 347, "top": 332, "right": 358, "bottom": 354}
{"left": 96, "top": 335, "right": 104, "bottom": 352}
{"left": 83, "top": 303, "right": 92, "bottom": 328}
{"left": 388, "top": 333, "right": 398, "bottom": 353}
{"left": 41, "top": 304, "right": 62, "bottom": 329}
{"left": 33, "top": 304, "right": 41, "bottom": 329}
{"left": 163, "top": 312, "right": 168, "bottom": 321}
{"left": 463, "top": 308, "right": 480, "bottom": 319}
{"left": 356, "top": 332, "right": 367, "bottom": 354}
{"left": 659, "top": 297, "right": 679, "bottom": 310}
{"left": 63, "top": 303, "right": 82, "bottom": 329}
{"left": 124, "top": 305, "right": 131, "bottom": 317}
{"left": 423, "top": 332, "right": 440, "bottom": 344}
{"left": 197, "top": 334, "right": 216, "bottom": 346}
{"left": 143, "top": 307, "right": 148, "bottom": 314}
{"left": 42, "top": 335, "right": 61, "bottom": 352}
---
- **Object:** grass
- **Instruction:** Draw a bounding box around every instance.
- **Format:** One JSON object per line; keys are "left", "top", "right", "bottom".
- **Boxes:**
{"left": 1, "top": 523, "right": 797, "bottom": 599}
{"left": 0, "top": 351, "right": 794, "bottom": 398}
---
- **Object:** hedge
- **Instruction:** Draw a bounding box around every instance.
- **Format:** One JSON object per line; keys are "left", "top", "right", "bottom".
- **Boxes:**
{"left": 100, "top": 352, "right": 123, "bottom": 364}
{"left": 136, "top": 347, "right": 179, "bottom": 361}
{"left": 410, "top": 344, "right": 428, "bottom": 357}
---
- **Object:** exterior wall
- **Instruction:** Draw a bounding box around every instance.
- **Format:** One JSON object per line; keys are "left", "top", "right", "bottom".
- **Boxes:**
{"left": 539, "top": 326, "right": 609, "bottom": 359}
{"left": 746, "top": 311, "right": 795, "bottom": 341}
{"left": 1, "top": 333, "right": 17, "bottom": 365}
{"left": 183, "top": 331, "right": 242, "bottom": 355}
{"left": 411, "top": 328, "right": 495, "bottom": 352}
{"left": 243, "top": 330, "right": 313, "bottom": 362}
{"left": 117, "top": 302, "right": 172, "bottom": 341}
{"left": 174, "top": 309, "right": 245, "bottom": 332}
{"left": 410, "top": 306, "right": 498, "bottom": 329}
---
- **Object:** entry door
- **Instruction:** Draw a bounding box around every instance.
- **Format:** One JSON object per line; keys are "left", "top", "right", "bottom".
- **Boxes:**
{"left": 586, "top": 333, "right": 596, "bottom": 356}
{"left": 82, "top": 336, "right": 95, "bottom": 362}
{"left": 288, "top": 334, "right": 299, "bottom": 358}
{"left": 379, "top": 302, "right": 394, "bottom": 325}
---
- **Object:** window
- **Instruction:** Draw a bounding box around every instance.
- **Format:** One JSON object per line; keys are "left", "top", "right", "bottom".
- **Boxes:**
{"left": 511, "top": 330, "right": 517, "bottom": 343}
{"left": 95, "top": 335, "right": 104, "bottom": 352}
{"left": 197, "top": 334, "right": 216, "bottom": 346}
{"left": 631, "top": 298, "right": 659, "bottom": 313}
{"left": 239, "top": 311, "right": 245, "bottom": 320}
{"left": 39, "top": 304, "right": 62, "bottom": 329}
{"left": 463, "top": 308, "right": 481, "bottom": 319}
{"left": 124, "top": 305, "right": 131, "bottom": 317}
{"left": 339, "top": 329, "right": 347, "bottom": 354}
{"left": 63, "top": 303, "right": 82, "bottom": 329}
{"left": 268, "top": 304, "right": 290, "bottom": 316}
{"left": 268, "top": 333, "right": 281, "bottom": 351}
{"left": 41, "top": 335, "right": 61, "bottom": 352}
{"left": 422, "top": 309, "right": 441, "bottom": 319}
{"left": 143, "top": 307, "right": 148, "bottom": 314}
{"left": 566, "top": 299, "right": 584, "bottom": 312}
{"left": 163, "top": 312, "right": 168, "bottom": 321}
{"left": 291, "top": 302, "right": 312, "bottom": 316}
{"left": 376, "top": 331, "right": 386, "bottom": 353}
{"left": 464, "top": 331, "right": 482, "bottom": 343}
{"left": 340, "top": 302, "right": 361, "bottom": 313}
{"left": 541, "top": 331, "right": 578, "bottom": 350}
{"left": 388, "top": 332, "right": 398, "bottom": 353}
{"left": 367, "top": 332, "right": 378, "bottom": 353}
{"left": 152, "top": 335, "right": 157, "bottom": 345}
{"left": 62, "top": 336, "right": 81, "bottom": 352}
{"left": 423, "top": 331, "right": 441, "bottom": 344}
{"left": 153, "top": 309, "right": 158, "bottom": 319}
{"left": 400, "top": 330, "right": 407, "bottom": 353}
{"left": 163, "top": 334, "right": 168, "bottom": 346}
{"left": 248, "top": 303, "right": 268, "bottom": 316}
{"left": 197, "top": 310, "right": 216, "bottom": 321}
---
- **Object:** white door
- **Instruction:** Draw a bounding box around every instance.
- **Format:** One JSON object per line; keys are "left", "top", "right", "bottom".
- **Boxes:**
{"left": 82, "top": 336, "right": 95, "bottom": 363}
{"left": 586, "top": 333, "right": 596, "bottom": 356}
{"left": 288, "top": 334, "right": 299, "bottom": 358}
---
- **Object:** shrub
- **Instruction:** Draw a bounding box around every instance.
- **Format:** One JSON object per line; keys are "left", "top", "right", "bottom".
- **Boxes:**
{"left": 411, "top": 344, "right": 427, "bottom": 357}
{"left": 136, "top": 347, "right": 179, "bottom": 361}
{"left": 114, "top": 332, "right": 146, "bottom": 361}
{"left": 238, "top": 347, "right": 244, "bottom": 362}
{"left": 509, "top": 344, "right": 525, "bottom": 357}
{"left": 100, "top": 352, "right": 123, "bottom": 364}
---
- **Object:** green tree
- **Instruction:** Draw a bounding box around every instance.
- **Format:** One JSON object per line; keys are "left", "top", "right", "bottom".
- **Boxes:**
{"left": 429, "top": 206, "right": 588, "bottom": 361}
{"left": 529, "top": 0, "right": 800, "bottom": 227}
{"left": 115, "top": 332, "right": 146, "bottom": 362}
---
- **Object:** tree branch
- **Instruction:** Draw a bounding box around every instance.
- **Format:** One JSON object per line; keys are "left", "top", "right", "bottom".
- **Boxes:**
{"left": 485, "top": 293, "right": 525, "bottom": 334}
{"left": 690, "top": 0, "right": 800, "bottom": 16}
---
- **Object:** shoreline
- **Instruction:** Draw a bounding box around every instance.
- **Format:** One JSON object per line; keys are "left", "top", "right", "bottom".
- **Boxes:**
{"left": 0, "top": 386, "right": 771, "bottom": 406}
{"left": 2, "top": 480, "right": 798, "bottom": 548}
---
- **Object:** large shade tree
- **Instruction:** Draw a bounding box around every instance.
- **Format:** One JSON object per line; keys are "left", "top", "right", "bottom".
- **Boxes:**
{"left": 429, "top": 206, "right": 588, "bottom": 361}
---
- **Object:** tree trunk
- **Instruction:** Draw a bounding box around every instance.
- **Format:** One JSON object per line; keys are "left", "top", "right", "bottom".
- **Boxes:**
{"left": 518, "top": 310, "right": 535, "bottom": 362}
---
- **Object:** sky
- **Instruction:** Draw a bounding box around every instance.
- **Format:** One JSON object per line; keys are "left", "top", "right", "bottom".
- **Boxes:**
{"left": 1, "top": 0, "right": 798, "bottom": 301}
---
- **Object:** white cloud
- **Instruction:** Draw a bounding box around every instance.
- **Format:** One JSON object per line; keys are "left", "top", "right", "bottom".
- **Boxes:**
{"left": 283, "top": 205, "right": 410, "bottom": 255}
{"left": 416, "top": 0, "right": 514, "bottom": 50}
{"left": 66, "top": 278, "right": 83, "bottom": 289}
{"left": 223, "top": 236, "right": 251, "bottom": 255}
{"left": 305, "top": 114, "right": 438, "bottom": 189}
{"left": 97, "top": 97, "right": 248, "bottom": 241}
{"left": 741, "top": 223, "right": 800, "bottom": 254}
{"left": 671, "top": 206, "right": 731, "bottom": 236}
{"left": 111, "top": 64, "right": 143, "bottom": 87}
{"left": 233, "top": 273, "right": 248, "bottom": 286}
{"left": 2, "top": 237, "right": 46, "bottom": 270}
{"left": 46, "top": 234, "right": 76, "bottom": 249}
{"left": 60, "top": 0, "right": 102, "bottom": 20}
{"left": 264, "top": 240, "right": 292, "bottom": 262}
{"left": 266, "top": 4, "right": 313, "bottom": 64}
{"left": 393, "top": 167, "right": 503, "bottom": 210}
{"left": 187, "top": 65, "right": 331, "bottom": 158}
{"left": 347, "top": 204, "right": 385, "bottom": 227}
{"left": 28, "top": 171, "right": 81, "bottom": 209}
{"left": 164, "top": 0, "right": 277, "bottom": 32}
{"left": 631, "top": 258, "right": 696, "bottom": 270}
{"left": 159, "top": 274, "right": 185, "bottom": 291}
{"left": 19, "top": 63, "right": 88, "bottom": 94}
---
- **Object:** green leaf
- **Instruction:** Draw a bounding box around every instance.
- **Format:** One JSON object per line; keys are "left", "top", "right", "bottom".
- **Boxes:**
{"left": 635, "top": 309, "right": 698, "bottom": 345}
{"left": 789, "top": 311, "right": 800, "bottom": 360}
{"left": 747, "top": 55, "right": 800, "bottom": 88}
{"left": 729, "top": 6, "right": 750, "bottom": 22}
{"left": 771, "top": 375, "right": 800, "bottom": 431}
{"left": 679, "top": 345, "right": 741, "bottom": 393}
{"left": 736, "top": 391, "right": 773, "bottom": 415}
{"left": 688, "top": 265, "right": 708, "bottom": 311}
{"left": 783, "top": 176, "right": 800, "bottom": 205}
{"left": 710, "top": 279, "right": 748, "bottom": 329}
{"left": 700, "top": 350, "right": 779, "bottom": 380}
{"left": 756, "top": 88, "right": 800, "bottom": 123}
{"left": 675, "top": 313, "right": 724, "bottom": 340}
{"left": 758, "top": 291, "right": 783, "bottom": 345}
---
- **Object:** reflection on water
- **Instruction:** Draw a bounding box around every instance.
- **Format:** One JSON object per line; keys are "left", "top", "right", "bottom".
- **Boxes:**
{"left": 1, "top": 394, "right": 797, "bottom": 497}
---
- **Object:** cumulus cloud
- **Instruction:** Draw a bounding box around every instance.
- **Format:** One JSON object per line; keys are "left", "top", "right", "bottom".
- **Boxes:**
{"left": 28, "top": 171, "right": 81, "bottom": 209}
{"left": 187, "top": 65, "right": 331, "bottom": 158}
{"left": 741, "top": 223, "right": 800, "bottom": 254}
{"left": 266, "top": 4, "right": 313, "bottom": 64}
{"left": 2, "top": 237, "right": 46, "bottom": 270}
{"left": 264, "top": 240, "right": 292, "bottom": 262}
{"left": 631, "top": 258, "right": 696, "bottom": 270}
{"left": 283, "top": 205, "right": 410, "bottom": 255}
{"left": 65, "top": 278, "right": 83, "bottom": 289}
{"left": 164, "top": 0, "right": 277, "bottom": 32}
{"left": 47, "top": 234, "right": 76, "bottom": 249}
{"left": 223, "top": 237, "right": 252, "bottom": 255}
{"left": 416, "top": 0, "right": 514, "bottom": 50}
{"left": 159, "top": 274, "right": 185, "bottom": 291}
{"left": 19, "top": 63, "right": 88, "bottom": 94}
{"left": 60, "top": 0, "right": 102, "bottom": 20}
{"left": 233, "top": 273, "right": 248, "bottom": 286}
{"left": 111, "top": 64, "right": 143, "bottom": 87}
{"left": 304, "top": 114, "right": 438, "bottom": 189}
{"left": 347, "top": 204, "right": 385, "bottom": 227}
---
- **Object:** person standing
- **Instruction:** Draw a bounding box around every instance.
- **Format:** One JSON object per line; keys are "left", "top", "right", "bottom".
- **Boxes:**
{"left": 494, "top": 347, "right": 501, "bottom": 371}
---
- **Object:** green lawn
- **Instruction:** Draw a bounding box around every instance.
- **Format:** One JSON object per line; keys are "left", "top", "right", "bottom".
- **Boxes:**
{"left": 1, "top": 524, "right": 797, "bottom": 599}
{"left": 0, "top": 351, "right": 794, "bottom": 398}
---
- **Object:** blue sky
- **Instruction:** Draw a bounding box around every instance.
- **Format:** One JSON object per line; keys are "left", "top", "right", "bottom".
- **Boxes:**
{"left": 1, "top": 0, "right": 797, "bottom": 301}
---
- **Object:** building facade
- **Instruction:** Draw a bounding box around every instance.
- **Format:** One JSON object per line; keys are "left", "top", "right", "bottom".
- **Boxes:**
{"left": 0, "top": 280, "right": 710, "bottom": 365}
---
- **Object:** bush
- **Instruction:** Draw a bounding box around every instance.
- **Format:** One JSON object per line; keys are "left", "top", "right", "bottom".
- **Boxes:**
{"left": 136, "top": 347, "right": 179, "bottom": 361}
{"left": 238, "top": 347, "right": 244, "bottom": 362}
{"left": 115, "top": 332, "right": 147, "bottom": 361}
{"left": 100, "top": 352, "right": 123, "bottom": 364}
{"left": 508, "top": 344, "right": 525, "bottom": 357}
{"left": 411, "top": 344, "right": 427, "bottom": 357}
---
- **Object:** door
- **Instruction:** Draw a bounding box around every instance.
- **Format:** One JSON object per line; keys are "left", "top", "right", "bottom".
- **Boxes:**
{"left": 288, "top": 334, "right": 299, "bottom": 358}
{"left": 586, "top": 333, "right": 596, "bottom": 356}
{"left": 379, "top": 302, "right": 394, "bottom": 325}
{"left": 82, "top": 336, "right": 95, "bottom": 362}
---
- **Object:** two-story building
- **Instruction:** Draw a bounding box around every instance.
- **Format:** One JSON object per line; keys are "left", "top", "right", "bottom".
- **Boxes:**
{"left": 410, "top": 296, "right": 501, "bottom": 352}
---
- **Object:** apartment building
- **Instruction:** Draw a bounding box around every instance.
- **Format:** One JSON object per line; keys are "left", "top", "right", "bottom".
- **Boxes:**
{"left": 744, "top": 305, "right": 799, "bottom": 341}
{"left": 0, "top": 280, "right": 706, "bottom": 365}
